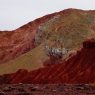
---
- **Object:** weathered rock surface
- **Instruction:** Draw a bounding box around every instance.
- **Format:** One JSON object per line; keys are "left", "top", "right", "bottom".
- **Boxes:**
{"left": 0, "top": 9, "right": 95, "bottom": 84}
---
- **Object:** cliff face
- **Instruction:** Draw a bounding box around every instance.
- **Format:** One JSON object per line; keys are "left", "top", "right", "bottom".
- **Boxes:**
{"left": 0, "top": 9, "right": 95, "bottom": 84}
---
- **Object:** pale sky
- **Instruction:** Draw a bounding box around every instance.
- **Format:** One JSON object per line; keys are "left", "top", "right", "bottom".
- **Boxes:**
{"left": 0, "top": 0, "right": 95, "bottom": 30}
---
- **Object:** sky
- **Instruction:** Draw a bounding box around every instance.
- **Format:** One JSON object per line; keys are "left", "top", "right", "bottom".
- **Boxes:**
{"left": 0, "top": 0, "right": 95, "bottom": 30}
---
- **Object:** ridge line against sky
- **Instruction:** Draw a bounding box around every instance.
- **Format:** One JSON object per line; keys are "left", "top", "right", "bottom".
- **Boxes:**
{"left": 0, "top": 0, "right": 95, "bottom": 30}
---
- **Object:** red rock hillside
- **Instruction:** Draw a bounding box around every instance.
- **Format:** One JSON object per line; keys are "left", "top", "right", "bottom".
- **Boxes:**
{"left": 0, "top": 39, "right": 95, "bottom": 84}
{"left": 0, "top": 9, "right": 95, "bottom": 84}
{"left": 0, "top": 12, "right": 58, "bottom": 64}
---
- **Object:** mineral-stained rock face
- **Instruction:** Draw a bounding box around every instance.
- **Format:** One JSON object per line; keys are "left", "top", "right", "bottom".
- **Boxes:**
{"left": 1, "top": 9, "right": 95, "bottom": 84}
{"left": 8, "top": 40, "right": 95, "bottom": 84}
{"left": 34, "top": 9, "right": 95, "bottom": 61}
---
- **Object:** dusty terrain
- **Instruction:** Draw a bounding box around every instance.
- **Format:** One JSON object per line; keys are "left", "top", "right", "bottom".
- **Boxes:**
{"left": 0, "top": 84, "right": 95, "bottom": 95}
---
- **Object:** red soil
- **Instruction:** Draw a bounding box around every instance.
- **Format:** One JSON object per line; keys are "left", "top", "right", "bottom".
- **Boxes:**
{"left": 6, "top": 40, "right": 95, "bottom": 84}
